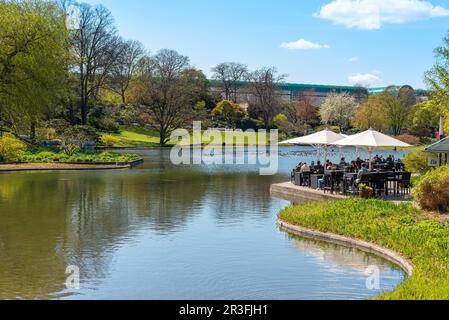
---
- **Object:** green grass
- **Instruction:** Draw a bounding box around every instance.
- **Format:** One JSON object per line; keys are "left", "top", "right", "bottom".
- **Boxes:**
{"left": 18, "top": 150, "right": 141, "bottom": 164}
{"left": 279, "top": 198, "right": 449, "bottom": 300}
{"left": 103, "top": 126, "right": 271, "bottom": 148}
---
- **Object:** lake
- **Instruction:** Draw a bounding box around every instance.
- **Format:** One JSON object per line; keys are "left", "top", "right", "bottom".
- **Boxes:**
{"left": 0, "top": 147, "right": 408, "bottom": 299}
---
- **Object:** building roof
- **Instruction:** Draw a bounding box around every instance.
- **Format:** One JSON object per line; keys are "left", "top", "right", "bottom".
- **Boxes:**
{"left": 425, "top": 137, "right": 449, "bottom": 153}
{"left": 278, "top": 83, "right": 361, "bottom": 94}
{"left": 209, "top": 80, "right": 365, "bottom": 94}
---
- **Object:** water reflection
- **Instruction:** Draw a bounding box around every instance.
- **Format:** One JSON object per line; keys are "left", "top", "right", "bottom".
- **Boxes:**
{"left": 0, "top": 148, "right": 405, "bottom": 299}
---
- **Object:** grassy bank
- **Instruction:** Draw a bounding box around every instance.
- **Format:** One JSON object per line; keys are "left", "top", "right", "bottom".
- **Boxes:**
{"left": 279, "top": 198, "right": 449, "bottom": 300}
{"left": 103, "top": 126, "right": 271, "bottom": 148}
{"left": 17, "top": 150, "right": 141, "bottom": 164}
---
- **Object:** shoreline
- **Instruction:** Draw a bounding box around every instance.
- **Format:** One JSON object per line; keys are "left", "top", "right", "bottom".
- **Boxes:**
{"left": 0, "top": 159, "right": 143, "bottom": 173}
{"left": 277, "top": 218, "right": 413, "bottom": 277}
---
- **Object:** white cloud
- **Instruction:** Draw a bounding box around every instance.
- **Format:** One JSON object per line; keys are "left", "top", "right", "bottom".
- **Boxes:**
{"left": 348, "top": 57, "right": 359, "bottom": 62}
{"left": 280, "top": 39, "right": 330, "bottom": 50}
{"left": 316, "top": 0, "right": 449, "bottom": 30}
{"left": 348, "top": 73, "right": 381, "bottom": 86}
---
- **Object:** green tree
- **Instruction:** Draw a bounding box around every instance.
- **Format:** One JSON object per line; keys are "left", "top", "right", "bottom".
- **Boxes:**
{"left": 212, "top": 100, "right": 245, "bottom": 129}
{"left": 0, "top": 0, "right": 68, "bottom": 142}
{"left": 353, "top": 95, "right": 388, "bottom": 131}
{"left": 425, "top": 31, "right": 449, "bottom": 133}
{"left": 382, "top": 93, "right": 410, "bottom": 136}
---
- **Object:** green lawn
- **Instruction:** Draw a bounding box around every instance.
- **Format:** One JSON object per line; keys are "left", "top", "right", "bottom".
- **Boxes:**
{"left": 279, "top": 198, "right": 449, "bottom": 300}
{"left": 103, "top": 126, "right": 271, "bottom": 148}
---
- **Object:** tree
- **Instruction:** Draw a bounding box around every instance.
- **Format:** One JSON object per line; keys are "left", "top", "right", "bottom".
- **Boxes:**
{"left": 72, "top": 3, "right": 121, "bottom": 124}
{"left": 425, "top": 31, "right": 449, "bottom": 134}
{"left": 211, "top": 100, "right": 245, "bottom": 129}
{"left": 381, "top": 93, "right": 410, "bottom": 136}
{"left": 398, "top": 85, "right": 417, "bottom": 109}
{"left": 319, "top": 92, "right": 358, "bottom": 131}
{"left": 211, "top": 62, "right": 247, "bottom": 102}
{"left": 246, "top": 67, "right": 285, "bottom": 128}
{"left": 284, "top": 89, "right": 319, "bottom": 127}
{"left": 0, "top": 0, "right": 68, "bottom": 142}
{"left": 108, "top": 39, "right": 145, "bottom": 103}
{"left": 353, "top": 95, "right": 388, "bottom": 131}
{"left": 134, "top": 49, "right": 208, "bottom": 145}
{"left": 273, "top": 113, "right": 294, "bottom": 136}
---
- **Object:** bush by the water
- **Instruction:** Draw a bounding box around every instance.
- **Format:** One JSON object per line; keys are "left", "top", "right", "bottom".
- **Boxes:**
{"left": 0, "top": 134, "right": 27, "bottom": 163}
{"left": 414, "top": 166, "right": 449, "bottom": 212}
{"left": 403, "top": 151, "right": 430, "bottom": 174}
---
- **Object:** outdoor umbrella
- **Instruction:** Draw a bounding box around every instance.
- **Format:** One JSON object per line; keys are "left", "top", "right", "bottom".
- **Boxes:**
{"left": 280, "top": 129, "right": 346, "bottom": 162}
{"left": 331, "top": 129, "right": 411, "bottom": 170}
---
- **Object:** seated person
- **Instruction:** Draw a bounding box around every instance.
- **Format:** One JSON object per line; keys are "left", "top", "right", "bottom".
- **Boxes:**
{"left": 327, "top": 162, "right": 338, "bottom": 171}
{"left": 355, "top": 164, "right": 370, "bottom": 187}
{"left": 355, "top": 157, "right": 363, "bottom": 169}
{"left": 310, "top": 161, "right": 316, "bottom": 171}
{"left": 315, "top": 161, "right": 324, "bottom": 174}
{"left": 300, "top": 163, "right": 311, "bottom": 173}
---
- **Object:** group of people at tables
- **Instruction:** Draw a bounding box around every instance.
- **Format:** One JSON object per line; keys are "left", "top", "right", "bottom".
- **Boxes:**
{"left": 294, "top": 154, "right": 405, "bottom": 191}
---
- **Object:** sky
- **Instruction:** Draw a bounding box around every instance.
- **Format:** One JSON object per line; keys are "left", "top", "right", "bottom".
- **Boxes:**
{"left": 82, "top": 0, "right": 449, "bottom": 89}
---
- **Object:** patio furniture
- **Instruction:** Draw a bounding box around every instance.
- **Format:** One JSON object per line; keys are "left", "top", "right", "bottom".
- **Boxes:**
{"left": 397, "top": 172, "right": 412, "bottom": 195}
{"left": 311, "top": 174, "right": 324, "bottom": 189}
{"left": 301, "top": 172, "right": 311, "bottom": 187}
{"left": 332, "top": 129, "right": 411, "bottom": 170}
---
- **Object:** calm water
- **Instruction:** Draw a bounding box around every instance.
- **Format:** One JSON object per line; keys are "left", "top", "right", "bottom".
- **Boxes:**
{"left": 0, "top": 147, "right": 407, "bottom": 300}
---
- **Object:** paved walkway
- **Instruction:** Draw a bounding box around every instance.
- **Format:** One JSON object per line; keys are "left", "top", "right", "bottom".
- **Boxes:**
{"left": 270, "top": 181, "right": 412, "bottom": 205}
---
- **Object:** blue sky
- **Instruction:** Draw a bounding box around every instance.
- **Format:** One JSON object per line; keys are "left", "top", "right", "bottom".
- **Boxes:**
{"left": 83, "top": 0, "right": 449, "bottom": 89}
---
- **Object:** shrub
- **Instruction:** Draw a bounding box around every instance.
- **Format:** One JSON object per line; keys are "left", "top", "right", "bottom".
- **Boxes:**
{"left": 63, "top": 144, "right": 81, "bottom": 156}
{"left": 44, "top": 119, "right": 70, "bottom": 134}
{"left": 98, "top": 116, "right": 120, "bottom": 133}
{"left": 403, "top": 151, "right": 430, "bottom": 175}
{"left": 359, "top": 183, "right": 374, "bottom": 199}
{"left": 414, "top": 166, "right": 449, "bottom": 212}
{"left": 61, "top": 125, "right": 99, "bottom": 148}
{"left": 395, "top": 134, "right": 421, "bottom": 146}
{"left": 101, "top": 135, "right": 119, "bottom": 148}
{"left": 0, "top": 134, "right": 27, "bottom": 163}
{"left": 36, "top": 128, "right": 58, "bottom": 141}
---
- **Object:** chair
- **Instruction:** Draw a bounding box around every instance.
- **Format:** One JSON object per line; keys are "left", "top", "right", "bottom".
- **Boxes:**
{"left": 373, "top": 173, "right": 387, "bottom": 197}
{"left": 323, "top": 173, "right": 334, "bottom": 194}
{"left": 398, "top": 172, "right": 412, "bottom": 195}
{"left": 301, "top": 172, "right": 311, "bottom": 187}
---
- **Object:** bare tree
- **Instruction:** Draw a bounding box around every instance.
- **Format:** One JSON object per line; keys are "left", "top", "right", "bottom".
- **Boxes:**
{"left": 246, "top": 67, "right": 285, "bottom": 128}
{"left": 135, "top": 50, "right": 207, "bottom": 144}
{"left": 108, "top": 39, "right": 145, "bottom": 104}
{"left": 211, "top": 62, "right": 247, "bottom": 102}
{"left": 284, "top": 89, "right": 319, "bottom": 126}
{"left": 72, "top": 3, "right": 121, "bottom": 124}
